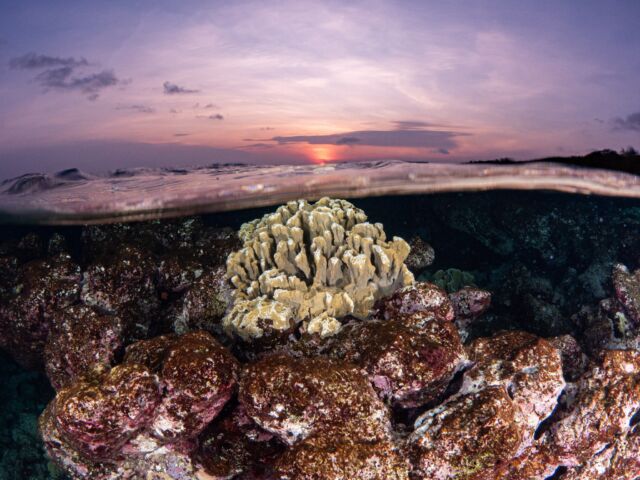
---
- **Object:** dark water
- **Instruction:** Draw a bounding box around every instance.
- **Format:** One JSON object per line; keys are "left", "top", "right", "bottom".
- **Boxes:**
{"left": 1, "top": 189, "right": 639, "bottom": 479}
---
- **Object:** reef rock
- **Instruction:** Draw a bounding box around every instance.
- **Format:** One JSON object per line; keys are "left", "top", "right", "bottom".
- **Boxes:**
{"left": 544, "top": 348, "right": 640, "bottom": 466}
{"left": 409, "top": 386, "right": 524, "bottom": 480}
{"left": 45, "top": 363, "right": 161, "bottom": 461}
{"left": 405, "top": 235, "right": 435, "bottom": 273}
{"left": 195, "top": 405, "right": 284, "bottom": 479}
{"left": 224, "top": 198, "right": 414, "bottom": 342}
{"left": 328, "top": 316, "right": 466, "bottom": 407}
{"left": 449, "top": 286, "right": 492, "bottom": 341}
{"left": 271, "top": 435, "right": 410, "bottom": 480}
{"left": 239, "top": 354, "right": 391, "bottom": 445}
{"left": 44, "top": 304, "right": 124, "bottom": 390}
{"left": 374, "top": 281, "right": 455, "bottom": 323}
{"left": 0, "top": 253, "right": 81, "bottom": 369}
{"left": 122, "top": 331, "right": 239, "bottom": 443}
{"left": 41, "top": 331, "right": 238, "bottom": 479}
{"left": 463, "top": 331, "right": 565, "bottom": 448}
{"left": 81, "top": 244, "right": 159, "bottom": 341}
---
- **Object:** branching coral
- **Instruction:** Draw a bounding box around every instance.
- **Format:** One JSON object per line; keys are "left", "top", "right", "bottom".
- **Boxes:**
{"left": 224, "top": 197, "right": 414, "bottom": 341}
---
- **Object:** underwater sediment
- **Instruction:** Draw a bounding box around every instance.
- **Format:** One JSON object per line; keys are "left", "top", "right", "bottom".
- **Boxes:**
{"left": 1, "top": 192, "right": 640, "bottom": 479}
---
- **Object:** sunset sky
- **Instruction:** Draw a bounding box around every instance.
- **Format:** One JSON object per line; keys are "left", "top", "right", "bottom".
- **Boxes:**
{"left": 1, "top": 0, "right": 639, "bottom": 178}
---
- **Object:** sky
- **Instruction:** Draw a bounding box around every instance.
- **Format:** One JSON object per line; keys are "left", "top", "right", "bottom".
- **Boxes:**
{"left": 0, "top": 0, "right": 639, "bottom": 178}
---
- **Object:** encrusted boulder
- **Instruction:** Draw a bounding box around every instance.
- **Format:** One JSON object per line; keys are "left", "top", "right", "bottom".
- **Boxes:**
{"left": 0, "top": 253, "right": 81, "bottom": 369}
{"left": 449, "top": 286, "right": 492, "bottom": 341}
{"left": 167, "top": 265, "right": 231, "bottom": 336}
{"left": 45, "top": 363, "right": 161, "bottom": 461}
{"left": 374, "top": 281, "right": 455, "bottom": 323}
{"left": 239, "top": 354, "right": 391, "bottom": 445}
{"left": 123, "top": 331, "right": 239, "bottom": 443}
{"left": 81, "top": 244, "right": 159, "bottom": 341}
{"left": 224, "top": 198, "right": 414, "bottom": 342}
{"left": 44, "top": 304, "right": 124, "bottom": 390}
{"left": 548, "top": 334, "right": 589, "bottom": 381}
{"left": 328, "top": 316, "right": 466, "bottom": 407}
{"left": 194, "top": 405, "right": 284, "bottom": 479}
{"left": 612, "top": 263, "right": 640, "bottom": 325}
{"left": 463, "top": 331, "right": 565, "bottom": 447}
{"left": 409, "top": 386, "right": 524, "bottom": 480}
{"left": 271, "top": 435, "right": 410, "bottom": 480}
{"left": 405, "top": 235, "right": 435, "bottom": 273}
{"left": 544, "top": 349, "right": 640, "bottom": 465}
{"left": 41, "top": 331, "right": 238, "bottom": 479}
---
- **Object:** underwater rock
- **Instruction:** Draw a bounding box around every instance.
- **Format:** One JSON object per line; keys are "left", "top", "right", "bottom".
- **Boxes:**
{"left": 41, "top": 331, "right": 238, "bottom": 478}
{"left": 168, "top": 265, "right": 231, "bottom": 336}
{"left": 44, "top": 304, "right": 124, "bottom": 390}
{"left": 463, "top": 331, "right": 565, "bottom": 448}
{"left": 46, "top": 363, "right": 161, "bottom": 461}
{"left": 548, "top": 334, "right": 590, "bottom": 381}
{"left": 543, "top": 348, "right": 640, "bottom": 466}
{"left": 449, "top": 286, "right": 491, "bottom": 341}
{"left": 239, "top": 354, "right": 391, "bottom": 446}
{"left": 405, "top": 235, "right": 435, "bottom": 273}
{"left": 409, "top": 386, "right": 524, "bottom": 480}
{"left": 0, "top": 253, "right": 81, "bottom": 369}
{"left": 195, "top": 405, "right": 284, "bottom": 479}
{"left": 225, "top": 197, "right": 414, "bottom": 341}
{"left": 561, "top": 425, "right": 640, "bottom": 480}
{"left": 328, "top": 316, "right": 466, "bottom": 407}
{"left": 574, "top": 263, "right": 640, "bottom": 355}
{"left": 612, "top": 262, "right": 640, "bottom": 325}
{"left": 81, "top": 244, "right": 159, "bottom": 341}
{"left": 122, "top": 330, "right": 239, "bottom": 443}
{"left": 271, "top": 435, "right": 410, "bottom": 480}
{"left": 374, "top": 281, "right": 455, "bottom": 323}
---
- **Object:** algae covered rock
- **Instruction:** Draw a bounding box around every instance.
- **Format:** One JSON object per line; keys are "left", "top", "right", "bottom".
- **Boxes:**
{"left": 328, "top": 316, "right": 466, "bottom": 407}
{"left": 409, "top": 386, "right": 524, "bottom": 480}
{"left": 224, "top": 197, "right": 414, "bottom": 342}
{"left": 271, "top": 435, "right": 410, "bottom": 480}
{"left": 239, "top": 354, "right": 391, "bottom": 445}
{"left": 0, "top": 253, "right": 81, "bottom": 369}
{"left": 44, "top": 304, "right": 124, "bottom": 390}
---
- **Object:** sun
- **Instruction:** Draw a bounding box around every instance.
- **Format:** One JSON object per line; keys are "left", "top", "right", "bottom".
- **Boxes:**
{"left": 308, "top": 145, "right": 336, "bottom": 164}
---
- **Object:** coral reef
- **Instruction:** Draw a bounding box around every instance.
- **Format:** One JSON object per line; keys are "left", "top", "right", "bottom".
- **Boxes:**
{"left": 2, "top": 193, "right": 640, "bottom": 479}
{"left": 224, "top": 197, "right": 414, "bottom": 342}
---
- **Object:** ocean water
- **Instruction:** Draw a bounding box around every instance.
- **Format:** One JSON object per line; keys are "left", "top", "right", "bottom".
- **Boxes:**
{"left": 1, "top": 161, "right": 640, "bottom": 479}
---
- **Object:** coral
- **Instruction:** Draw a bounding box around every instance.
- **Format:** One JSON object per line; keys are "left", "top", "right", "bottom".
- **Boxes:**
{"left": 423, "top": 268, "right": 475, "bottom": 293}
{"left": 409, "top": 386, "right": 524, "bottom": 480}
{"left": 0, "top": 253, "right": 81, "bottom": 369}
{"left": 328, "top": 316, "right": 466, "bottom": 407}
{"left": 405, "top": 235, "right": 435, "bottom": 273}
{"left": 224, "top": 198, "right": 414, "bottom": 341}
{"left": 44, "top": 304, "right": 124, "bottom": 390}
{"left": 239, "top": 354, "right": 391, "bottom": 445}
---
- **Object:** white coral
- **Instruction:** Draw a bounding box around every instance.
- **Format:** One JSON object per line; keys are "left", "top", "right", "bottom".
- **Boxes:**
{"left": 223, "top": 198, "right": 414, "bottom": 340}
